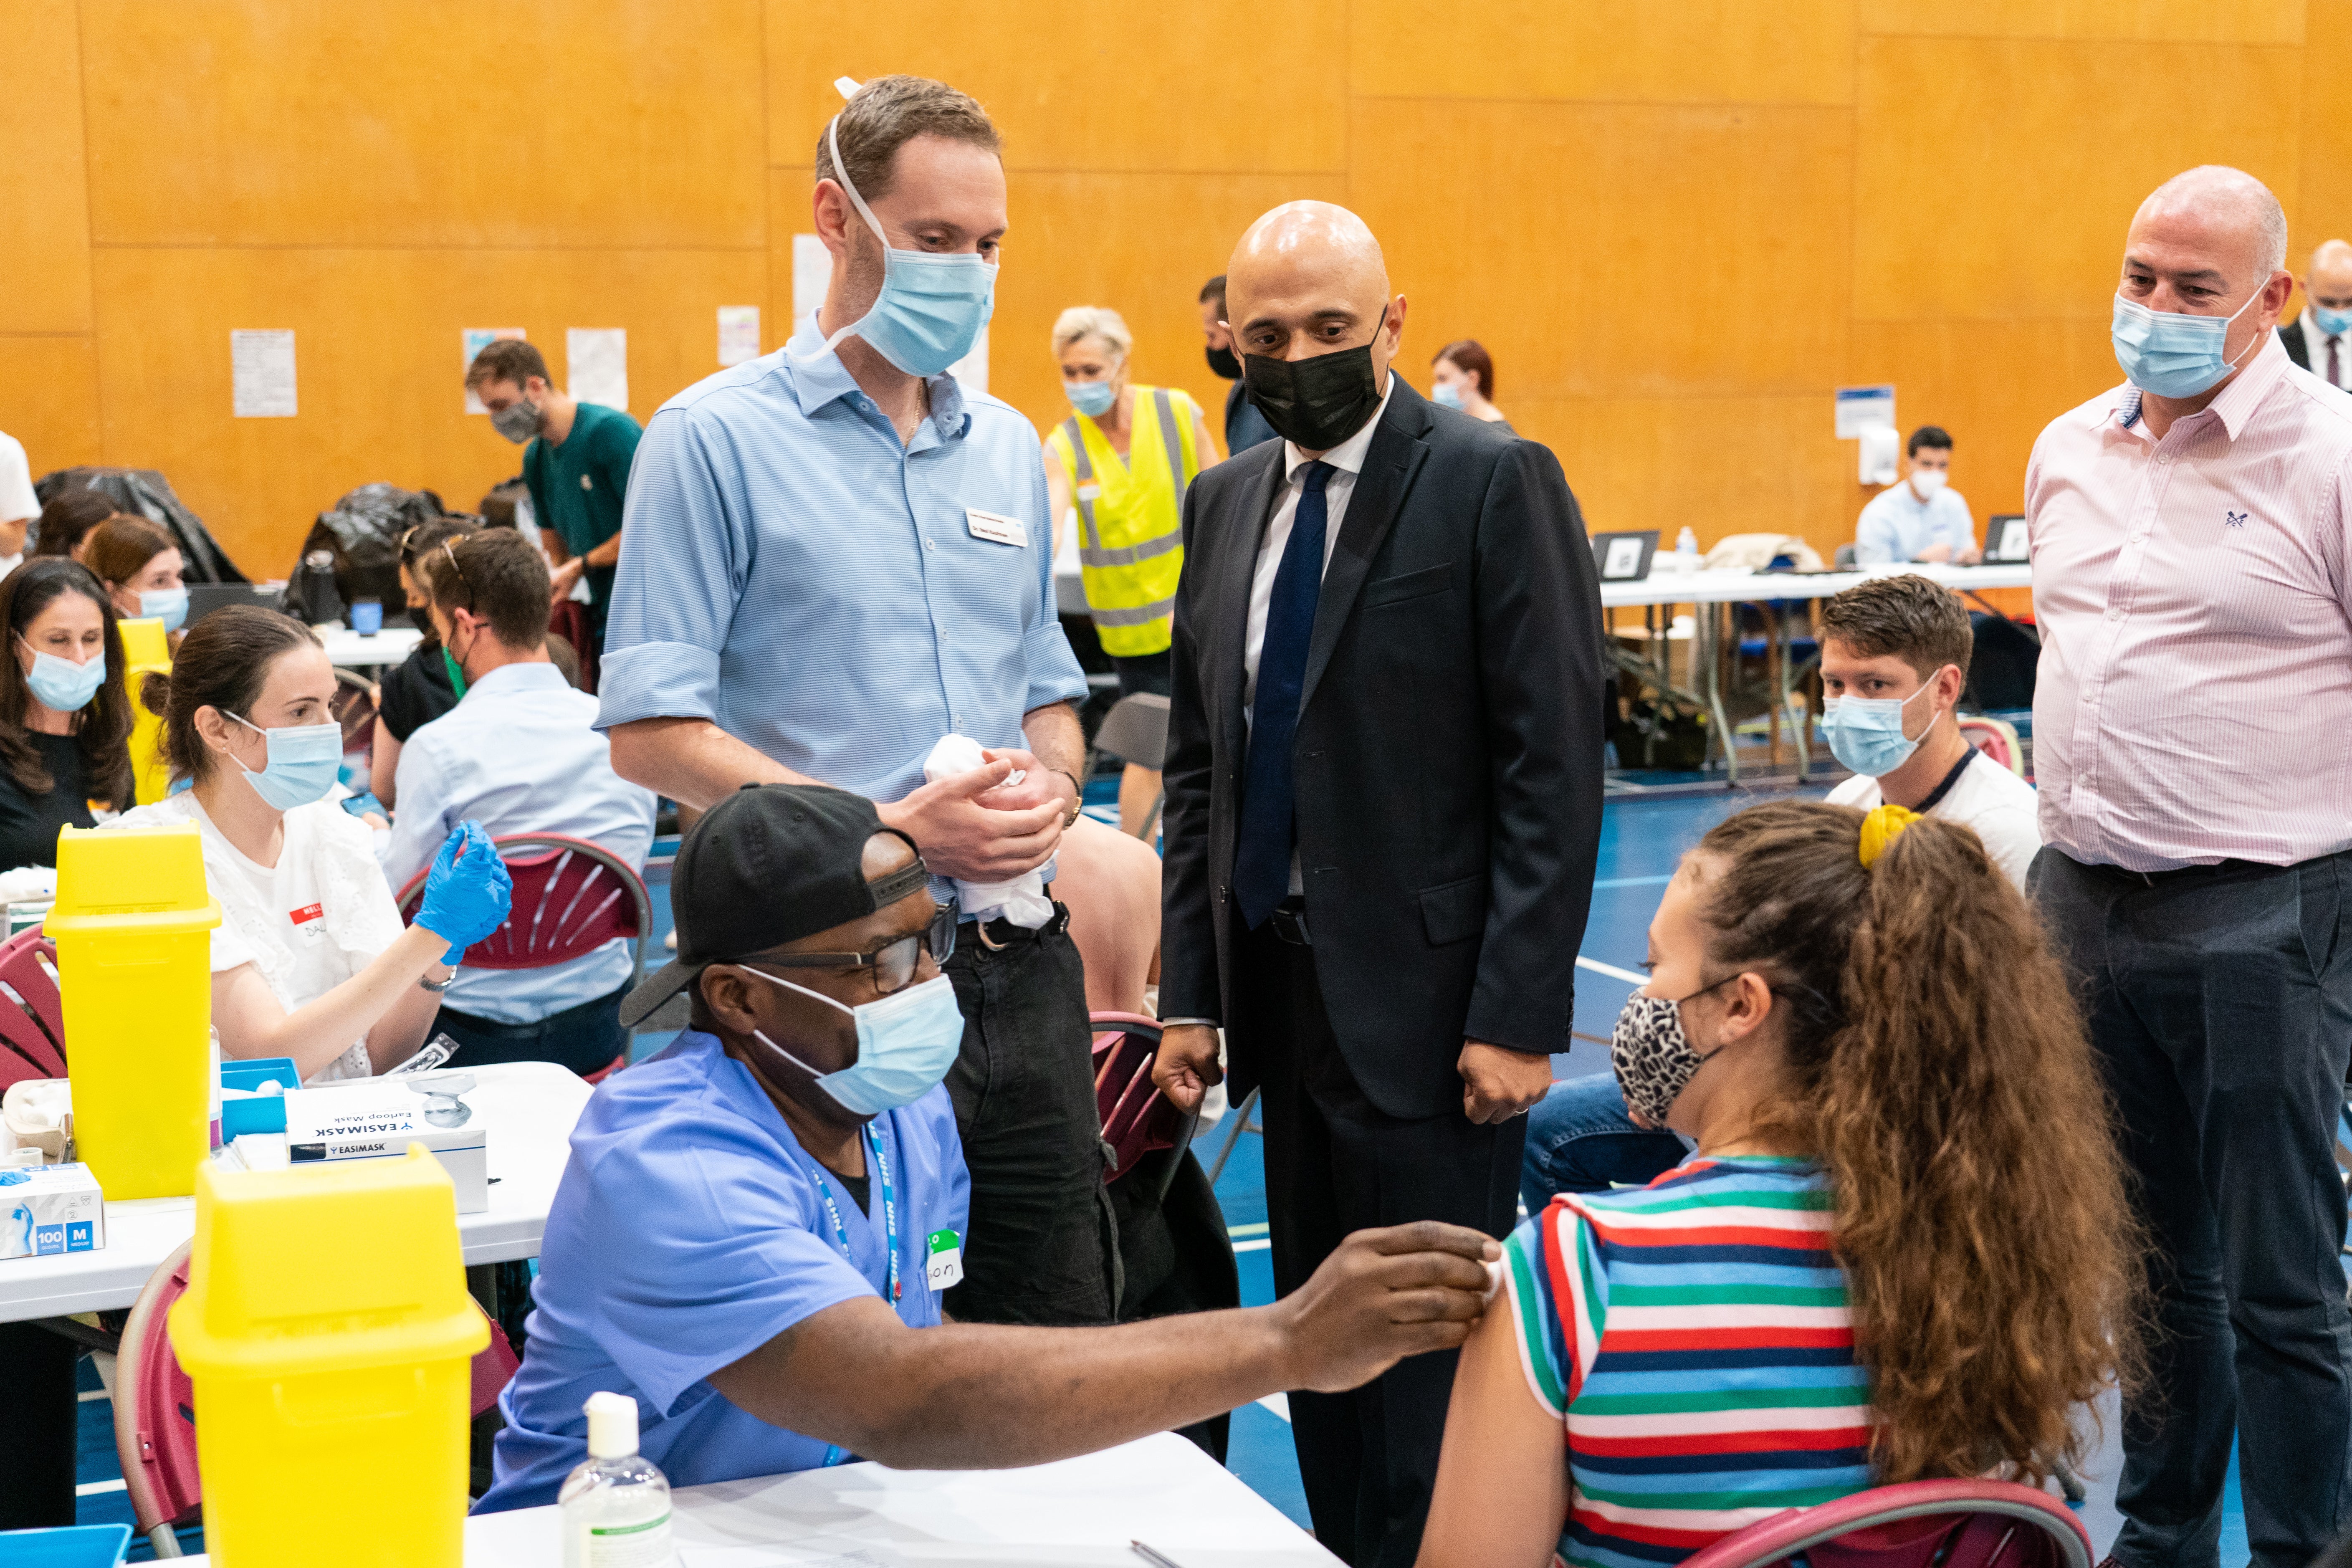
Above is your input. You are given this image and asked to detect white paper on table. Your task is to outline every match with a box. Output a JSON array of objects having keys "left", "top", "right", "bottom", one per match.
[
  {"left": 230, "top": 330, "right": 298, "bottom": 418},
  {"left": 718, "top": 306, "right": 761, "bottom": 367},
  {"left": 1833, "top": 383, "right": 1895, "bottom": 440},
  {"left": 567, "top": 327, "right": 628, "bottom": 410},
  {"left": 792, "top": 234, "right": 831, "bottom": 340},
  {"left": 462, "top": 327, "right": 526, "bottom": 413}
]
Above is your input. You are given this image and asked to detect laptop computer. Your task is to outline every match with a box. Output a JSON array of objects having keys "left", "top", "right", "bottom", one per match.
[
  {"left": 185, "top": 582, "right": 290, "bottom": 629},
  {"left": 1590, "top": 529, "right": 1660, "bottom": 583},
  {"left": 1985, "top": 514, "right": 2030, "bottom": 563}
]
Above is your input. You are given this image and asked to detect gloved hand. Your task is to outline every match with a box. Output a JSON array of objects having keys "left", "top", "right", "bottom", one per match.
[{"left": 414, "top": 820, "right": 512, "bottom": 965}]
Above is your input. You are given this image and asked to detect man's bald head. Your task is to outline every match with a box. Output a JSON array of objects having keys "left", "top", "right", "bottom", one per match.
[
  {"left": 2306, "top": 239, "right": 2352, "bottom": 314},
  {"left": 1222, "top": 202, "right": 1406, "bottom": 451},
  {"left": 2131, "top": 165, "right": 2288, "bottom": 280}
]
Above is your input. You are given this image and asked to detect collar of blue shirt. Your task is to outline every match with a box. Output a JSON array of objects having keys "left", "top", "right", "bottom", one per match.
[
  {"left": 784, "top": 317, "right": 971, "bottom": 441},
  {"left": 458, "top": 660, "right": 574, "bottom": 703}
]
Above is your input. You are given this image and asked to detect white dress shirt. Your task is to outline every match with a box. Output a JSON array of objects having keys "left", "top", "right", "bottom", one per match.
[
  {"left": 2299, "top": 306, "right": 2352, "bottom": 392},
  {"left": 383, "top": 661, "right": 658, "bottom": 1023},
  {"left": 1854, "top": 480, "right": 1975, "bottom": 564}
]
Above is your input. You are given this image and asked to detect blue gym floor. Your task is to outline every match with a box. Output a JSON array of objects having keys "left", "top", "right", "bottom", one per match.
[{"left": 67, "top": 790, "right": 2243, "bottom": 1560}]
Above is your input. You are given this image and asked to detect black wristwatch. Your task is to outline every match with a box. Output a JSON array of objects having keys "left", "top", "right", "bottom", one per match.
[{"left": 1052, "top": 769, "right": 1085, "bottom": 827}]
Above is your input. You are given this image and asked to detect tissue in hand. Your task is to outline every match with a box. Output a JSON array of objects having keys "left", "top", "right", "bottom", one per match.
[{"left": 922, "top": 734, "right": 1055, "bottom": 930}]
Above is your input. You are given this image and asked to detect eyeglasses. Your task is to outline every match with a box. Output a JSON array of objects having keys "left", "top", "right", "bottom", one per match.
[
  {"left": 746, "top": 904, "right": 958, "bottom": 998},
  {"left": 437, "top": 538, "right": 475, "bottom": 609}
]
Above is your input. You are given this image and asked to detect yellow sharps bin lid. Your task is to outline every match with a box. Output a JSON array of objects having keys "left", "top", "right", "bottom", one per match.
[
  {"left": 116, "top": 616, "right": 170, "bottom": 669},
  {"left": 172, "top": 1148, "right": 487, "bottom": 1379},
  {"left": 47, "top": 824, "right": 220, "bottom": 935}
]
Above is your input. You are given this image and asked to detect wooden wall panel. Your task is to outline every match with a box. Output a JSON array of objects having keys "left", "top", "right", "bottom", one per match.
[
  {"left": 1350, "top": 0, "right": 1854, "bottom": 105},
  {"left": 1351, "top": 101, "right": 1851, "bottom": 401},
  {"left": 2303, "top": 1, "right": 2352, "bottom": 258},
  {"left": 763, "top": 0, "right": 1347, "bottom": 173},
  {"left": 0, "top": 338, "right": 104, "bottom": 479},
  {"left": 78, "top": 0, "right": 765, "bottom": 248},
  {"left": 1860, "top": 0, "right": 2305, "bottom": 43},
  {"left": 1854, "top": 37, "right": 2303, "bottom": 322},
  {"left": 91, "top": 248, "right": 766, "bottom": 571},
  {"left": 0, "top": 0, "right": 94, "bottom": 334}
]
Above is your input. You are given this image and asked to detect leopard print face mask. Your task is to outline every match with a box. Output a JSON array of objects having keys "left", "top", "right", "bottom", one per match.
[{"left": 1609, "top": 985, "right": 1729, "bottom": 1127}]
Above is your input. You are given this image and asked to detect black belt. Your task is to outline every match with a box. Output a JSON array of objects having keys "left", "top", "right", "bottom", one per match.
[
  {"left": 2067, "top": 850, "right": 2318, "bottom": 888},
  {"left": 956, "top": 903, "right": 1070, "bottom": 951}
]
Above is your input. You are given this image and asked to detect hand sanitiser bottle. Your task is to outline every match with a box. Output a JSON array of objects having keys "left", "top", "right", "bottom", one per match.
[{"left": 561, "top": 1392, "right": 674, "bottom": 1567}]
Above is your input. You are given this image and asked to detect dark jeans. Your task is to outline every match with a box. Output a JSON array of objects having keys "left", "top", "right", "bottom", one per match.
[
  {"left": 1519, "top": 1070, "right": 1687, "bottom": 1214},
  {"left": 430, "top": 983, "right": 628, "bottom": 1078},
  {"left": 940, "top": 907, "right": 1117, "bottom": 1325},
  {"left": 2033, "top": 847, "right": 2352, "bottom": 1568},
  {"left": 0, "top": 1319, "right": 77, "bottom": 1527},
  {"left": 1234, "top": 922, "right": 1524, "bottom": 1568}
]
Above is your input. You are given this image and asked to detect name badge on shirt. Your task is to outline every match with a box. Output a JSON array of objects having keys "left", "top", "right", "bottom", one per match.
[
  {"left": 965, "top": 508, "right": 1027, "bottom": 547},
  {"left": 1075, "top": 483, "right": 1102, "bottom": 503},
  {"left": 926, "top": 1228, "right": 964, "bottom": 1291}
]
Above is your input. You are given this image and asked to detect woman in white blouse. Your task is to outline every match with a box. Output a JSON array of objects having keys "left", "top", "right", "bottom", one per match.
[{"left": 111, "top": 608, "right": 511, "bottom": 1082}]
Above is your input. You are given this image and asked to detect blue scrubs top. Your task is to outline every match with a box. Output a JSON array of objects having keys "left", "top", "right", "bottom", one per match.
[{"left": 475, "top": 1029, "right": 969, "bottom": 1512}]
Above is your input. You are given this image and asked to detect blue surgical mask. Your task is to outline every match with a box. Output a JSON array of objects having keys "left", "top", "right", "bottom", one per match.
[
  {"left": 17, "top": 638, "right": 106, "bottom": 715},
  {"left": 139, "top": 588, "right": 189, "bottom": 634},
  {"left": 2316, "top": 305, "right": 2352, "bottom": 339},
  {"left": 2112, "top": 289, "right": 2263, "bottom": 399},
  {"left": 1824, "top": 668, "right": 1949, "bottom": 779},
  {"left": 749, "top": 970, "right": 964, "bottom": 1115},
  {"left": 225, "top": 712, "right": 343, "bottom": 811},
  {"left": 797, "top": 116, "right": 996, "bottom": 378},
  {"left": 1065, "top": 379, "right": 1116, "bottom": 418},
  {"left": 1431, "top": 382, "right": 1465, "bottom": 411}
]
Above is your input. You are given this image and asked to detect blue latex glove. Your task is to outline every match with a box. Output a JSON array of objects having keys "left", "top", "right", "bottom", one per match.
[{"left": 414, "top": 820, "right": 513, "bottom": 965}]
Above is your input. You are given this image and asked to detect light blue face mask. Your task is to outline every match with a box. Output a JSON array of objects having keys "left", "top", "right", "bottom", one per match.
[
  {"left": 1431, "top": 382, "right": 1465, "bottom": 410},
  {"left": 139, "top": 588, "right": 188, "bottom": 634},
  {"left": 1065, "top": 379, "right": 1116, "bottom": 418},
  {"left": 18, "top": 638, "right": 106, "bottom": 715},
  {"left": 798, "top": 115, "right": 996, "bottom": 378},
  {"left": 2112, "top": 289, "right": 2263, "bottom": 399},
  {"left": 2316, "top": 305, "right": 2352, "bottom": 338},
  {"left": 749, "top": 969, "right": 964, "bottom": 1116},
  {"left": 225, "top": 712, "right": 344, "bottom": 811},
  {"left": 1823, "top": 668, "right": 1950, "bottom": 779}
]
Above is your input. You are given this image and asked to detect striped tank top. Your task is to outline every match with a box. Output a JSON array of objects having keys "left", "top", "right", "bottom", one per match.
[{"left": 1502, "top": 1156, "right": 1873, "bottom": 1566}]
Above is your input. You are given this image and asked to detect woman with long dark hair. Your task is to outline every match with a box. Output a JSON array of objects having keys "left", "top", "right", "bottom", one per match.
[{"left": 0, "top": 559, "right": 134, "bottom": 869}]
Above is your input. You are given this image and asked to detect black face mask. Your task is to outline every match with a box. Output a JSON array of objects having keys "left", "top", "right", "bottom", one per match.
[
  {"left": 1241, "top": 308, "right": 1388, "bottom": 452},
  {"left": 1205, "top": 343, "right": 1241, "bottom": 380}
]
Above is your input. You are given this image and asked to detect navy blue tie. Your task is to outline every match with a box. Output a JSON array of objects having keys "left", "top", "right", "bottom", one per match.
[{"left": 1236, "top": 462, "right": 1334, "bottom": 929}]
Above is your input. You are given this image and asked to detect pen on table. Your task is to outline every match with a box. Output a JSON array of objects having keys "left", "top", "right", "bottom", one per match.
[{"left": 1131, "top": 1540, "right": 1185, "bottom": 1568}]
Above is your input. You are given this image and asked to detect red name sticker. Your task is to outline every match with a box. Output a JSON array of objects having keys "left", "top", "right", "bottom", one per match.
[{"left": 290, "top": 903, "right": 325, "bottom": 926}]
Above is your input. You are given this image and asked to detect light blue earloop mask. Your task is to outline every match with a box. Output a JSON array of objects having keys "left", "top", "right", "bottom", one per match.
[
  {"left": 1823, "top": 667, "right": 1952, "bottom": 779},
  {"left": 18, "top": 639, "right": 106, "bottom": 715},
  {"left": 1065, "top": 378, "right": 1117, "bottom": 417},
  {"left": 225, "top": 712, "right": 344, "bottom": 810},
  {"left": 795, "top": 109, "right": 996, "bottom": 378},
  {"left": 2112, "top": 288, "right": 2264, "bottom": 399},
  {"left": 139, "top": 588, "right": 189, "bottom": 634},
  {"left": 746, "top": 969, "right": 965, "bottom": 1116}
]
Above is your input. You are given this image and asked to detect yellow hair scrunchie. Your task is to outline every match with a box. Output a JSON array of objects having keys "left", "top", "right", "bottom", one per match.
[{"left": 1858, "top": 803, "right": 1921, "bottom": 869}]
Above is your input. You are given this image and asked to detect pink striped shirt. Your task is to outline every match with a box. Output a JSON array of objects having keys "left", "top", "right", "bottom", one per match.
[{"left": 2026, "top": 335, "right": 2352, "bottom": 871}]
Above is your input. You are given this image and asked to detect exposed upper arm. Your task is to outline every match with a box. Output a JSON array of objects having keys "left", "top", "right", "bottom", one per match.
[{"left": 1417, "top": 1282, "right": 1573, "bottom": 1568}]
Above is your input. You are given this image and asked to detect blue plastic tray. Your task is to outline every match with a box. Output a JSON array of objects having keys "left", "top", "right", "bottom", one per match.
[{"left": 0, "top": 1524, "right": 132, "bottom": 1566}]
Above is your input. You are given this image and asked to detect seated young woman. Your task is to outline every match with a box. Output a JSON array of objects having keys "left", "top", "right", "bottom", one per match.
[
  {"left": 1418, "top": 799, "right": 2142, "bottom": 1567},
  {"left": 111, "top": 607, "right": 511, "bottom": 1082},
  {"left": 82, "top": 515, "right": 187, "bottom": 639},
  {"left": 28, "top": 488, "right": 120, "bottom": 565},
  {"left": 0, "top": 560, "right": 136, "bottom": 871}
]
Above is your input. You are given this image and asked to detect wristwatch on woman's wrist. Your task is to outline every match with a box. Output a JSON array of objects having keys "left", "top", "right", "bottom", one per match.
[{"left": 417, "top": 968, "right": 454, "bottom": 994}]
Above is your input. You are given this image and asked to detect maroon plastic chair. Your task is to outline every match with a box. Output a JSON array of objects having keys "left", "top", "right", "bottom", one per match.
[
  {"left": 395, "top": 833, "right": 651, "bottom": 1080},
  {"left": 0, "top": 927, "right": 66, "bottom": 1093},
  {"left": 1674, "top": 1478, "right": 2093, "bottom": 1568},
  {"left": 1091, "top": 1012, "right": 1184, "bottom": 1184}
]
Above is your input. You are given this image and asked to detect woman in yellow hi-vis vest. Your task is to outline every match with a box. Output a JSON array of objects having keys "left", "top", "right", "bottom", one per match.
[{"left": 1043, "top": 307, "right": 1221, "bottom": 837}]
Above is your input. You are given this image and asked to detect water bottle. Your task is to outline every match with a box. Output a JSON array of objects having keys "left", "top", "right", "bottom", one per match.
[
  {"left": 560, "top": 1392, "right": 673, "bottom": 1567},
  {"left": 1674, "top": 527, "right": 1700, "bottom": 572}
]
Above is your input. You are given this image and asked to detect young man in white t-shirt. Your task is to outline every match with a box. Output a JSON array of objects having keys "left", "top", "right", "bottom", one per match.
[{"left": 1817, "top": 573, "right": 2039, "bottom": 890}]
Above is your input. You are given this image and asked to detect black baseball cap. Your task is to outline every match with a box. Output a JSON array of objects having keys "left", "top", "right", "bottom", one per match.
[{"left": 618, "top": 783, "right": 930, "bottom": 1028}]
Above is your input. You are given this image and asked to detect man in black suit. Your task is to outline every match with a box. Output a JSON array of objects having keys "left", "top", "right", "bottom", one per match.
[
  {"left": 2277, "top": 237, "right": 2352, "bottom": 392},
  {"left": 1152, "top": 202, "right": 1604, "bottom": 1566}
]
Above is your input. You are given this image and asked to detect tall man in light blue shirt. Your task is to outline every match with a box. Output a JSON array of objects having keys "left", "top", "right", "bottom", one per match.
[
  {"left": 1853, "top": 425, "right": 1981, "bottom": 565},
  {"left": 597, "top": 75, "right": 1114, "bottom": 1325},
  {"left": 384, "top": 529, "right": 656, "bottom": 1076}
]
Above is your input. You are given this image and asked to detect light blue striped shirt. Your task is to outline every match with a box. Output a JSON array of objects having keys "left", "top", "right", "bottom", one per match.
[{"left": 597, "top": 322, "right": 1087, "bottom": 826}]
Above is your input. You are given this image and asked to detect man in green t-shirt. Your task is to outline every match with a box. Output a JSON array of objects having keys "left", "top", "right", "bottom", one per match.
[{"left": 466, "top": 338, "right": 642, "bottom": 646}]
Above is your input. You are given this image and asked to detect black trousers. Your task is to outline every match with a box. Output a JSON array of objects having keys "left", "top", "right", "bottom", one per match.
[
  {"left": 0, "top": 1319, "right": 78, "bottom": 1527},
  {"left": 2033, "top": 848, "right": 2352, "bottom": 1568},
  {"left": 939, "top": 908, "right": 1118, "bottom": 1325},
  {"left": 430, "top": 983, "right": 628, "bottom": 1078},
  {"left": 1232, "top": 921, "right": 1525, "bottom": 1568}
]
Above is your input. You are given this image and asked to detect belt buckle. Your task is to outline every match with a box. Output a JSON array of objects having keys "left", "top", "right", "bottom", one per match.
[{"left": 1270, "top": 904, "right": 1312, "bottom": 947}]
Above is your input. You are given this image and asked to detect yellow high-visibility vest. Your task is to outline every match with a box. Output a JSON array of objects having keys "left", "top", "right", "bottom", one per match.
[{"left": 1045, "top": 386, "right": 1201, "bottom": 658}]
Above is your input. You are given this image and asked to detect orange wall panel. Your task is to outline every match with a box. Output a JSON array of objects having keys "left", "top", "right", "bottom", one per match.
[
  {"left": 1860, "top": 0, "right": 2305, "bottom": 43},
  {"left": 0, "top": 337, "right": 104, "bottom": 481},
  {"left": 0, "top": 0, "right": 94, "bottom": 334},
  {"left": 2303, "top": 1, "right": 2352, "bottom": 253}
]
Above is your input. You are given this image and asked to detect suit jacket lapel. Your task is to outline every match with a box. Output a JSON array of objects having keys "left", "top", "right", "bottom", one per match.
[
  {"left": 1217, "top": 442, "right": 1287, "bottom": 759},
  {"left": 1297, "top": 390, "right": 1431, "bottom": 718}
]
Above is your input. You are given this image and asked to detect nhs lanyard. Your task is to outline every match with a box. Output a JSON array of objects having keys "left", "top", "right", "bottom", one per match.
[{"left": 805, "top": 1119, "right": 899, "bottom": 1306}]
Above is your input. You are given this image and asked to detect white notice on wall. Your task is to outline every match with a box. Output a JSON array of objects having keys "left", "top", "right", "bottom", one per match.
[
  {"left": 568, "top": 328, "right": 628, "bottom": 410},
  {"left": 718, "top": 306, "right": 761, "bottom": 367},
  {"left": 1833, "top": 384, "right": 1895, "bottom": 440},
  {"left": 793, "top": 234, "right": 831, "bottom": 340},
  {"left": 462, "top": 327, "right": 527, "bottom": 413},
  {"left": 230, "top": 330, "right": 298, "bottom": 418}
]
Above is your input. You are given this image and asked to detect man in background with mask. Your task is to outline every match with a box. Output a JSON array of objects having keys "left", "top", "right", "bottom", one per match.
[
  {"left": 1200, "top": 273, "right": 1279, "bottom": 455},
  {"left": 465, "top": 338, "right": 641, "bottom": 647},
  {"left": 2278, "top": 236, "right": 2352, "bottom": 392},
  {"left": 597, "top": 76, "right": 1113, "bottom": 1328},
  {"left": 1152, "top": 202, "right": 1603, "bottom": 1566},
  {"left": 481, "top": 782, "right": 1504, "bottom": 1510},
  {"left": 1852, "top": 425, "right": 1978, "bottom": 564},
  {"left": 2027, "top": 164, "right": 2352, "bottom": 1568}
]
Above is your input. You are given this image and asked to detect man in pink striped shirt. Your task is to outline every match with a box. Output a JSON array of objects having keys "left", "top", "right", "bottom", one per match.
[{"left": 2026, "top": 165, "right": 2352, "bottom": 1568}]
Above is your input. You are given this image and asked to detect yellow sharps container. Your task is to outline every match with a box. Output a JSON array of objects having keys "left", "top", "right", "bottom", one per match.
[
  {"left": 115, "top": 616, "right": 173, "bottom": 805},
  {"left": 52, "top": 822, "right": 220, "bottom": 1199},
  {"left": 172, "top": 1148, "right": 486, "bottom": 1568}
]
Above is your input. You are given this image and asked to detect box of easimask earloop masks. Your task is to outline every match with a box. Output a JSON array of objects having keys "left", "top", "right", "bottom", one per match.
[{"left": 219, "top": 1078, "right": 488, "bottom": 1214}]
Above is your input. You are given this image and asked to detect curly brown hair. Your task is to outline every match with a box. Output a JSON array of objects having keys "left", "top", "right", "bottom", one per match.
[{"left": 1689, "top": 798, "right": 2144, "bottom": 1485}]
